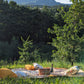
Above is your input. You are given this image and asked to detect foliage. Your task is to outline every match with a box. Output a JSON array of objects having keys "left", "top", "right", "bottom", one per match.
[
  {"left": 0, "top": 1, "right": 53, "bottom": 43},
  {"left": 18, "top": 36, "right": 33, "bottom": 63},
  {"left": 48, "top": 2, "right": 84, "bottom": 64},
  {"left": 0, "top": 37, "right": 19, "bottom": 62},
  {"left": 70, "top": 0, "right": 82, "bottom": 3},
  {"left": 0, "top": 0, "right": 70, "bottom": 43},
  {"left": 0, "top": 0, "right": 83, "bottom": 63},
  {"left": 18, "top": 36, "right": 42, "bottom": 63}
]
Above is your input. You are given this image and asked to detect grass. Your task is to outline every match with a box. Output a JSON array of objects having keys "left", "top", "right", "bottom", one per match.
[
  {"left": 0, "top": 77, "right": 84, "bottom": 84},
  {"left": 0, "top": 61, "right": 84, "bottom": 84},
  {"left": 1, "top": 60, "right": 83, "bottom": 70}
]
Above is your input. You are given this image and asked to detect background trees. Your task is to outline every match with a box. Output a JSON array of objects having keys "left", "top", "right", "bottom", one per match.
[
  {"left": 0, "top": 0, "right": 83, "bottom": 64},
  {"left": 0, "top": 0, "right": 64, "bottom": 62},
  {"left": 48, "top": 1, "right": 84, "bottom": 65},
  {"left": 0, "top": 1, "right": 69, "bottom": 43},
  {"left": 70, "top": 0, "right": 82, "bottom": 3}
]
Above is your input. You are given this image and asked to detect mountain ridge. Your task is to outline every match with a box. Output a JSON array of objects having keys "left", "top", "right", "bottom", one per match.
[{"left": 7, "top": 0, "right": 62, "bottom": 6}]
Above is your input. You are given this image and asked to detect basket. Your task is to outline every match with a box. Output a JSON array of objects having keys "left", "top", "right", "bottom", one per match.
[{"left": 39, "top": 68, "right": 50, "bottom": 75}]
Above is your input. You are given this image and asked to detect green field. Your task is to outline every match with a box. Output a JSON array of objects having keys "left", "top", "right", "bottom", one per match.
[
  {"left": 0, "top": 61, "right": 84, "bottom": 84},
  {"left": 0, "top": 77, "right": 84, "bottom": 84}
]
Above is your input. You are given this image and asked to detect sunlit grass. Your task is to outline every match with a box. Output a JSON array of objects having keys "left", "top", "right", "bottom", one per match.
[
  {"left": 0, "top": 77, "right": 84, "bottom": 84},
  {"left": 0, "top": 60, "right": 84, "bottom": 70},
  {"left": 0, "top": 61, "right": 84, "bottom": 84}
]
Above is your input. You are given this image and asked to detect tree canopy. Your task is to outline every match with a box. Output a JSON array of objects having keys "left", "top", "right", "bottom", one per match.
[{"left": 48, "top": 1, "right": 84, "bottom": 65}]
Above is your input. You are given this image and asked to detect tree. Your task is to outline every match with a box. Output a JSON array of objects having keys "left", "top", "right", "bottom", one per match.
[
  {"left": 0, "top": 0, "right": 4, "bottom": 4},
  {"left": 70, "top": 0, "right": 82, "bottom": 3},
  {"left": 0, "top": 37, "right": 19, "bottom": 62},
  {"left": 18, "top": 36, "right": 33, "bottom": 63},
  {"left": 48, "top": 2, "right": 84, "bottom": 65},
  {"left": 9, "top": 1, "right": 17, "bottom": 8},
  {"left": 18, "top": 36, "right": 42, "bottom": 63}
]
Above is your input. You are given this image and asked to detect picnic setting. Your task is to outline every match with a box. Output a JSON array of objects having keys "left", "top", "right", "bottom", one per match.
[
  {"left": 0, "top": 0, "right": 84, "bottom": 83},
  {"left": 0, "top": 63, "right": 84, "bottom": 79}
]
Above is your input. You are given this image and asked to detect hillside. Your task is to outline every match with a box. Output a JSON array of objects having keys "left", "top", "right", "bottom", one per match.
[{"left": 7, "top": 0, "right": 62, "bottom": 6}]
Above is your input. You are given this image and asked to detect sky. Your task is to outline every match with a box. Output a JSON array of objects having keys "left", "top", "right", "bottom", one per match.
[{"left": 55, "top": 0, "right": 72, "bottom": 4}]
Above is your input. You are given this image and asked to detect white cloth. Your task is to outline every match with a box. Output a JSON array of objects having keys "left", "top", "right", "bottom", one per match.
[
  {"left": 12, "top": 70, "right": 27, "bottom": 77},
  {"left": 33, "top": 63, "right": 43, "bottom": 69},
  {"left": 64, "top": 66, "right": 80, "bottom": 75}
]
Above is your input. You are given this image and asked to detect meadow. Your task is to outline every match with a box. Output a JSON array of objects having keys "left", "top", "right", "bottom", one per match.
[{"left": 0, "top": 61, "right": 84, "bottom": 84}]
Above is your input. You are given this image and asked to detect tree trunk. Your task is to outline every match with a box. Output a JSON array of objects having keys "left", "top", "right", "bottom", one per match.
[{"left": 71, "top": 61, "right": 73, "bottom": 66}]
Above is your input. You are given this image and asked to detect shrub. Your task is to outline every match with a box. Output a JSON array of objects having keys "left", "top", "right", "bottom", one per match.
[{"left": 0, "top": 37, "right": 19, "bottom": 63}]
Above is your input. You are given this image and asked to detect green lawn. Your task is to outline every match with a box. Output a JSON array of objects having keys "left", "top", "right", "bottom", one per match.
[
  {"left": 0, "top": 61, "right": 84, "bottom": 84},
  {"left": 0, "top": 77, "right": 84, "bottom": 84}
]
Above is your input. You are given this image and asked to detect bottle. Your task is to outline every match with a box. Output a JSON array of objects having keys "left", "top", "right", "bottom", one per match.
[{"left": 50, "top": 64, "right": 53, "bottom": 72}]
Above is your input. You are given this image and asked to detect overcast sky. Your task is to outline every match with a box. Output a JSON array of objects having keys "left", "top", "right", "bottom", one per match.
[{"left": 55, "top": 0, "right": 72, "bottom": 4}]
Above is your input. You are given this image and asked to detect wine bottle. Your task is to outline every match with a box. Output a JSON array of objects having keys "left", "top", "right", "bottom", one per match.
[{"left": 50, "top": 64, "right": 53, "bottom": 72}]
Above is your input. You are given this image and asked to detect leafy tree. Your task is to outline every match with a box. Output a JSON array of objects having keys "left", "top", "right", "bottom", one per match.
[
  {"left": 48, "top": 2, "right": 84, "bottom": 65},
  {"left": 0, "top": 0, "right": 70, "bottom": 43},
  {"left": 18, "top": 36, "right": 33, "bottom": 63},
  {"left": 9, "top": 1, "right": 17, "bottom": 8},
  {"left": 18, "top": 36, "right": 42, "bottom": 63},
  {"left": 54, "top": 7, "right": 65, "bottom": 26},
  {"left": 0, "top": 37, "right": 19, "bottom": 62},
  {"left": 70, "top": 0, "right": 82, "bottom": 3},
  {"left": 0, "top": 0, "right": 3, "bottom": 4}
]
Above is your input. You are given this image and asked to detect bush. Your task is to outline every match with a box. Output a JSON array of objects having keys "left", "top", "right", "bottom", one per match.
[
  {"left": 18, "top": 36, "right": 41, "bottom": 63},
  {"left": 0, "top": 37, "right": 19, "bottom": 63}
]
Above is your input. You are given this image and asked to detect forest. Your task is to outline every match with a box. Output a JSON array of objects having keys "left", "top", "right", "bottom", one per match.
[
  {"left": 0, "top": 0, "right": 84, "bottom": 84},
  {"left": 0, "top": 0, "right": 84, "bottom": 66}
]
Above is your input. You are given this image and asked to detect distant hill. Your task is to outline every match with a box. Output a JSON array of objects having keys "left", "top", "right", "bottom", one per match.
[{"left": 7, "top": 0, "right": 62, "bottom": 6}]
